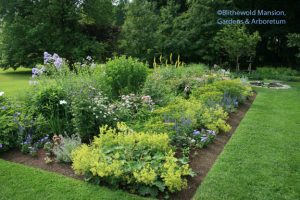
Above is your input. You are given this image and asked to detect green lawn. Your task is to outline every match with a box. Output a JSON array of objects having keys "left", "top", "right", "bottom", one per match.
[
  {"left": 193, "top": 83, "right": 300, "bottom": 200},
  {"left": 0, "top": 68, "right": 32, "bottom": 98},
  {"left": 0, "top": 159, "right": 145, "bottom": 200}
]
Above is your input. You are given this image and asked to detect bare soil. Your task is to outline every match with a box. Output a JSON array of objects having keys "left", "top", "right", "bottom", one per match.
[{"left": 0, "top": 94, "right": 256, "bottom": 200}]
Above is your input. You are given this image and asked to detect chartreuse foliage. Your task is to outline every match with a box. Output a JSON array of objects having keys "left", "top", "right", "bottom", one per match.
[
  {"left": 143, "top": 97, "right": 230, "bottom": 147},
  {"left": 194, "top": 83, "right": 300, "bottom": 200},
  {"left": 0, "top": 159, "right": 144, "bottom": 200},
  {"left": 72, "top": 122, "right": 194, "bottom": 197}
]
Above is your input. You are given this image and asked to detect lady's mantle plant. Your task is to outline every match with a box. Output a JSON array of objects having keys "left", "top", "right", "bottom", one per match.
[{"left": 71, "top": 122, "right": 194, "bottom": 197}]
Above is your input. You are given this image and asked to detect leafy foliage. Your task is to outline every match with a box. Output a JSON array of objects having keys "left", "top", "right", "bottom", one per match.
[
  {"left": 248, "top": 67, "right": 299, "bottom": 81},
  {"left": 0, "top": 0, "right": 113, "bottom": 68},
  {"left": 72, "top": 123, "right": 194, "bottom": 197},
  {"left": 214, "top": 25, "right": 261, "bottom": 71},
  {"left": 0, "top": 93, "right": 18, "bottom": 151},
  {"left": 53, "top": 134, "right": 82, "bottom": 163},
  {"left": 105, "top": 56, "right": 149, "bottom": 97}
]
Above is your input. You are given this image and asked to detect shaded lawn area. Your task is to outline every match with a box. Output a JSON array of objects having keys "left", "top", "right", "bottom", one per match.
[
  {"left": 193, "top": 83, "right": 300, "bottom": 200},
  {"left": 0, "top": 68, "right": 31, "bottom": 98},
  {"left": 0, "top": 159, "right": 146, "bottom": 200}
]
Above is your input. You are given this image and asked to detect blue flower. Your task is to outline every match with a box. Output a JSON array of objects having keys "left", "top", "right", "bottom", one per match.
[
  {"left": 44, "top": 52, "right": 52, "bottom": 64},
  {"left": 193, "top": 130, "right": 200, "bottom": 135},
  {"left": 32, "top": 68, "right": 39, "bottom": 75},
  {"left": 234, "top": 99, "right": 239, "bottom": 107},
  {"left": 54, "top": 57, "right": 63, "bottom": 69},
  {"left": 207, "top": 130, "right": 216, "bottom": 136},
  {"left": 201, "top": 136, "right": 208, "bottom": 142}
]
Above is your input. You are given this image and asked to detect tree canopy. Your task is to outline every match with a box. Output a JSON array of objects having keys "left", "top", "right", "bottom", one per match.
[{"left": 0, "top": 0, "right": 299, "bottom": 70}]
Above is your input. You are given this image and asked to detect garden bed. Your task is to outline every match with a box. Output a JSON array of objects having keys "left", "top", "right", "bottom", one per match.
[{"left": 0, "top": 94, "right": 256, "bottom": 200}]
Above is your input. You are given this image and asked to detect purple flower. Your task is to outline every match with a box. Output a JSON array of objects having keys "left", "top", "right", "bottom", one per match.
[
  {"left": 32, "top": 68, "right": 39, "bottom": 75},
  {"left": 52, "top": 53, "right": 59, "bottom": 60},
  {"left": 44, "top": 52, "right": 52, "bottom": 64},
  {"left": 207, "top": 130, "right": 216, "bottom": 136},
  {"left": 234, "top": 99, "right": 239, "bottom": 107},
  {"left": 54, "top": 57, "right": 63, "bottom": 69},
  {"left": 0, "top": 144, "right": 3, "bottom": 149},
  {"left": 201, "top": 136, "right": 208, "bottom": 142},
  {"left": 193, "top": 130, "right": 200, "bottom": 135}
]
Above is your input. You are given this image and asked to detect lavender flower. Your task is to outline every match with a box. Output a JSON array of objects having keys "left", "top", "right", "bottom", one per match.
[
  {"left": 54, "top": 57, "right": 63, "bottom": 69},
  {"left": 207, "top": 130, "right": 216, "bottom": 136},
  {"left": 201, "top": 136, "right": 208, "bottom": 142},
  {"left": 193, "top": 130, "right": 200, "bottom": 135},
  {"left": 44, "top": 52, "right": 52, "bottom": 64},
  {"left": 234, "top": 99, "right": 239, "bottom": 107},
  {"left": 0, "top": 144, "right": 3, "bottom": 149},
  {"left": 32, "top": 68, "right": 39, "bottom": 75}
]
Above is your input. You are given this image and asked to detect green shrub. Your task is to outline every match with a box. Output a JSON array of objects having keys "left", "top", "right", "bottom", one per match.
[
  {"left": 249, "top": 67, "right": 299, "bottom": 81},
  {"left": 105, "top": 56, "right": 149, "bottom": 97},
  {"left": 0, "top": 93, "right": 18, "bottom": 152},
  {"left": 142, "top": 64, "right": 207, "bottom": 105},
  {"left": 71, "top": 123, "right": 194, "bottom": 197},
  {"left": 142, "top": 70, "right": 174, "bottom": 105},
  {"left": 70, "top": 88, "right": 116, "bottom": 141},
  {"left": 53, "top": 134, "right": 82, "bottom": 163},
  {"left": 33, "top": 85, "right": 72, "bottom": 135}
]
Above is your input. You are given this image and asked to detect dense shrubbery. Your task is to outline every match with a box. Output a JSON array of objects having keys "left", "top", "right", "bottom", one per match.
[
  {"left": 105, "top": 56, "right": 149, "bottom": 97},
  {"left": 72, "top": 123, "right": 194, "bottom": 197},
  {"left": 0, "top": 92, "right": 18, "bottom": 151},
  {"left": 248, "top": 67, "right": 299, "bottom": 81},
  {"left": 142, "top": 64, "right": 208, "bottom": 105}
]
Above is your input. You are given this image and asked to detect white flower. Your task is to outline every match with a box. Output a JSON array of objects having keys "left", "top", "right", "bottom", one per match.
[
  {"left": 191, "top": 139, "right": 196, "bottom": 143},
  {"left": 29, "top": 80, "right": 38, "bottom": 85},
  {"left": 0, "top": 91, "right": 4, "bottom": 96},
  {"left": 59, "top": 100, "right": 67, "bottom": 105}
]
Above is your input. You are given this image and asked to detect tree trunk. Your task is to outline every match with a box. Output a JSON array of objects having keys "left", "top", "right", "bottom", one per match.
[
  {"left": 248, "top": 56, "right": 252, "bottom": 73},
  {"left": 236, "top": 56, "right": 240, "bottom": 72}
]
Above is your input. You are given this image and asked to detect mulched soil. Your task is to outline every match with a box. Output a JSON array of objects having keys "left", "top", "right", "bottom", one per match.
[
  {"left": 0, "top": 94, "right": 256, "bottom": 200},
  {"left": 1, "top": 148, "right": 83, "bottom": 180}
]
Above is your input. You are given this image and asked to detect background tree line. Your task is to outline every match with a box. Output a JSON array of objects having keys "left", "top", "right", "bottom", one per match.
[{"left": 0, "top": 0, "right": 299, "bottom": 70}]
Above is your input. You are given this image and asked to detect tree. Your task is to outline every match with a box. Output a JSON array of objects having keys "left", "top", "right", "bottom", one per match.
[
  {"left": 0, "top": 0, "right": 114, "bottom": 69},
  {"left": 214, "top": 25, "right": 260, "bottom": 72},
  {"left": 119, "top": 0, "right": 160, "bottom": 62},
  {"left": 287, "top": 33, "right": 300, "bottom": 59}
]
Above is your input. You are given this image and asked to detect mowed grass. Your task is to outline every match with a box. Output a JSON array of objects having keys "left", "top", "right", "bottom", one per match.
[
  {"left": 193, "top": 83, "right": 300, "bottom": 200},
  {"left": 0, "top": 68, "right": 32, "bottom": 98},
  {"left": 0, "top": 159, "right": 146, "bottom": 200}
]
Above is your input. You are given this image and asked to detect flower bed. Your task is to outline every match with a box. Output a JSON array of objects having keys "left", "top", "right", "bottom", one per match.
[{"left": 0, "top": 53, "right": 254, "bottom": 198}]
